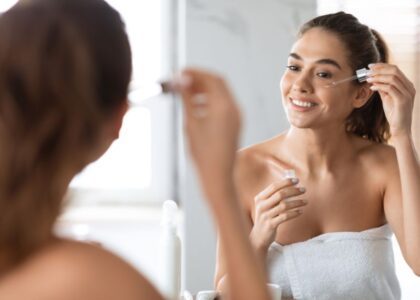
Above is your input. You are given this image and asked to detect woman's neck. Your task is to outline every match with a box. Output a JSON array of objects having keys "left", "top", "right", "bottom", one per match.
[
  {"left": 282, "top": 126, "right": 355, "bottom": 177},
  {"left": 0, "top": 235, "right": 60, "bottom": 278}
]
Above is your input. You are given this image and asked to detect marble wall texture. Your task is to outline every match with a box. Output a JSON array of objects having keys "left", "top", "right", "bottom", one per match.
[
  {"left": 179, "top": 0, "right": 317, "bottom": 293},
  {"left": 182, "top": 0, "right": 316, "bottom": 146}
]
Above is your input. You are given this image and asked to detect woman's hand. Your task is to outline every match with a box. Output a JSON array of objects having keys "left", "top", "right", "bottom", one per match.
[
  {"left": 250, "top": 179, "right": 307, "bottom": 252},
  {"left": 367, "top": 63, "right": 416, "bottom": 137},
  {"left": 177, "top": 69, "right": 272, "bottom": 300},
  {"left": 176, "top": 68, "right": 241, "bottom": 195}
]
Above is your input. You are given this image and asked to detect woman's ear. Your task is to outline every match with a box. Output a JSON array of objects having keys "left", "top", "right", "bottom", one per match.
[
  {"left": 352, "top": 84, "right": 373, "bottom": 108},
  {"left": 87, "top": 100, "right": 128, "bottom": 164},
  {"left": 109, "top": 100, "right": 128, "bottom": 139}
]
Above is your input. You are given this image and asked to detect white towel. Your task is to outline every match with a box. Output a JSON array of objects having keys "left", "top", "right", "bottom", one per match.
[{"left": 267, "top": 224, "right": 401, "bottom": 300}]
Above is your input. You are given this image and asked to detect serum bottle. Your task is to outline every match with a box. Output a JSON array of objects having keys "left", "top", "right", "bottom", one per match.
[{"left": 159, "top": 200, "right": 181, "bottom": 300}]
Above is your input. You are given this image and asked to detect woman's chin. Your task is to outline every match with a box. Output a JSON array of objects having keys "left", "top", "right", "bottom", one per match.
[{"left": 287, "top": 117, "right": 314, "bottom": 129}]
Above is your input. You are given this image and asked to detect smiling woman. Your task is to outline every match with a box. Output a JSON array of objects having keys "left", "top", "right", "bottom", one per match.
[
  {"left": 215, "top": 11, "right": 420, "bottom": 300},
  {"left": 316, "top": 3, "right": 420, "bottom": 299},
  {"left": 317, "top": 0, "right": 420, "bottom": 157},
  {"left": 283, "top": 16, "right": 389, "bottom": 143}
]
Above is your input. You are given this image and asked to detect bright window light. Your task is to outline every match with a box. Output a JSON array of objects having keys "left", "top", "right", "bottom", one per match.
[
  {"left": 70, "top": 108, "right": 152, "bottom": 190},
  {"left": 0, "top": 0, "right": 17, "bottom": 12},
  {"left": 70, "top": 0, "right": 162, "bottom": 191},
  {"left": 1, "top": 1, "right": 175, "bottom": 202}
]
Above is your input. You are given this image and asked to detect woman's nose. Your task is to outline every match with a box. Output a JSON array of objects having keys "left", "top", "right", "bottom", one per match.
[{"left": 292, "top": 74, "right": 313, "bottom": 94}]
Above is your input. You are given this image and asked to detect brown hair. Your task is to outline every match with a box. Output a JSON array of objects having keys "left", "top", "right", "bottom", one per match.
[
  {"left": 0, "top": 0, "right": 131, "bottom": 263},
  {"left": 299, "top": 12, "right": 390, "bottom": 143}
]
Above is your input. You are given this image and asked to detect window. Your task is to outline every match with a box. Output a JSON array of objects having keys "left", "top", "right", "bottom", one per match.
[
  {"left": 1, "top": 0, "right": 177, "bottom": 204},
  {"left": 70, "top": 0, "right": 177, "bottom": 204},
  {"left": 0, "top": 0, "right": 15, "bottom": 12}
]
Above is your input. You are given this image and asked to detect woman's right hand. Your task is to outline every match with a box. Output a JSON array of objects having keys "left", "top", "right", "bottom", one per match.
[
  {"left": 250, "top": 179, "right": 307, "bottom": 252},
  {"left": 177, "top": 69, "right": 272, "bottom": 300},
  {"left": 175, "top": 68, "right": 240, "bottom": 197}
]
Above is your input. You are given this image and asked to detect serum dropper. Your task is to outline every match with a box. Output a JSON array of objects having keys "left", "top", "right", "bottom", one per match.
[{"left": 325, "top": 67, "right": 370, "bottom": 88}]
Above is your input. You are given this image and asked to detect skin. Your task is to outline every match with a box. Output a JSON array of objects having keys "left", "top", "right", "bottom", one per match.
[
  {"left": 0, "top": 69, "right": 271, "bottom": 300},
  {"left": 215, "top": 27, "right": 420, "bottom": 289}
]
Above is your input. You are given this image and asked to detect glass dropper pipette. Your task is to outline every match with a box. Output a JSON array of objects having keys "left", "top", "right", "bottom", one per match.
[{"left": 325, "top": 67, "right": 370, "bottom": 88}]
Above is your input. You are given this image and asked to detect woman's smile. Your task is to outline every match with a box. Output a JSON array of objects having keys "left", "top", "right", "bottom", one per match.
[{"left": 288, "top": 96, "right": 319, "bottom": 112}]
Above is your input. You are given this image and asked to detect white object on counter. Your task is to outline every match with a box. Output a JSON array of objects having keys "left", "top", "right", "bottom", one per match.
[
  {"left": 196, "top": 290, "right": 219, "bottom": 300},
  {"left": 158, "top": 200, "right": 181, "bottom": 300},
  {"left": 180, "top": 290, "right": 193, "bottom": 300},
  {"left": 267, "top": 283, "right": 282, "bottom": 300}
]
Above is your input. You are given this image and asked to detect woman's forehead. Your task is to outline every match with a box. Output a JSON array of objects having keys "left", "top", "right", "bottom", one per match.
[{"left": 290, "top": 28, "right": 350, "bottom": 68}]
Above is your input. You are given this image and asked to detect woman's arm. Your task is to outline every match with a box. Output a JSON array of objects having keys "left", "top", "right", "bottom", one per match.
[
  {"left": 392, "top": 134, "right": 420, "bottom": 274},
  {"left": 177, "top": 68, "right": 271, "bottom": 300},
  {"left": 368, "top": 63, "right": 420, "bottom": 275},
  {"left": 383, "top": 134, "right": 420, "bottom": 275}
]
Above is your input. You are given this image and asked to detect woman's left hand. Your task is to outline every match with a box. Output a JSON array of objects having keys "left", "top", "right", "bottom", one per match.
[{"left": 367, "top": 63, "right": 416, "bottom": 137}]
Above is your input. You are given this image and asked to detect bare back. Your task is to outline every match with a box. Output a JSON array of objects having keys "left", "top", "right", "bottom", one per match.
[{"left": 0, "top": 239, "right": 163, "bottom": 300}]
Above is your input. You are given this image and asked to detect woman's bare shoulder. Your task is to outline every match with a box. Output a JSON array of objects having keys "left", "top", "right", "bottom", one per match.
[
  {"left": 352, "top": 136, "right": 399, "bottom": 185},
  {"left": 234, "top": 134, "right": 288, "bottom": 206},
  {"left": 0, "top": 239, "right": 163, "bottom": 300},
  {"left": 353, "top": 136, "right": 397, "bottom": 165},
  {"left": 236, "top": 134, "right": 287, "bottom": 173}
]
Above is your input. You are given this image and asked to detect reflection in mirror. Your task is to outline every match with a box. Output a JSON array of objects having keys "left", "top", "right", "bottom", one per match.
[{"left": 318, "top": 2, "right": 420, "bottom": 299}]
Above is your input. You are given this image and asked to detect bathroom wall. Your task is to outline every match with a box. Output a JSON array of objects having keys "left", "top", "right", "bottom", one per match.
[{"left": 180, "top": 0, "right": 317, "bottom": 293}]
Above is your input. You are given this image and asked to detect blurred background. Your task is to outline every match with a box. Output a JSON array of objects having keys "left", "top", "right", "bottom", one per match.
[{"left": 1, "top": 0, "right": 419, "bottom": 298}]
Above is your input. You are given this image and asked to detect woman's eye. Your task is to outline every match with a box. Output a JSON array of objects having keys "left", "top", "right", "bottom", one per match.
[
  {"left": 286, "top": 65, "right": 300, "bottom": 72},
  {"left": 317, "top": 72, "right": 332, "bottom": 79}
]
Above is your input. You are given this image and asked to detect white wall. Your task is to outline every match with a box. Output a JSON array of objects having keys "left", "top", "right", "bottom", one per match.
[{"left": 180, "top": 0, "right": 317, "bottom": 293}]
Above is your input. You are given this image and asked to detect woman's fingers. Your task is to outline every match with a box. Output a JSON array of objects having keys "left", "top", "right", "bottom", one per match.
[
  {"left": 256, "top": 186, "right": 305, "bottom": 211},
  {"left": 251, "top": 180, "right": 307, "bottom": 249},
  {"left": 367, "top": 75, "right": 414, "bottom": 101},
  {"left": 174, "top": 68, "right": 242, "bottom": 186},
  {"left": 367, "top": 74, "right": 408, "bottom": 94},
  {"left": 254, "top": 178, "right": 299, "bottom": 202},
  {"left": 368, "top": 63, "right": 416, "bottom": 95},
  {"left": 369, "top": 82, "right": 405, "bottom": 100},
  {"left": 268, "top": 199, "right": 307, "bottom": 218},
  {"left": 271, "top": 209, "right": 303, "bottom": 226},
  {"left": 175, "top": 68, "right": 240, "bottom": 128}
]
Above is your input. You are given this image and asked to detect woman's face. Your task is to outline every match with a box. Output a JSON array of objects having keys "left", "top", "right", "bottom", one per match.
[{"left": 280, "top": 27, "right": 361, "bottom": 129}]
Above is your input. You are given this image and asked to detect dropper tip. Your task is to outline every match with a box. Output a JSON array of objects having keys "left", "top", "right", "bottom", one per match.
[{"left": 324, "top": 82, "right": 336, "bottom": 88}]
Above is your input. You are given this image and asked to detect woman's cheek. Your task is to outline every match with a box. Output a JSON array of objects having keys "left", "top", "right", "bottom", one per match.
[{"left": 280, "top": 73, "right": 292, "bottom": 96}]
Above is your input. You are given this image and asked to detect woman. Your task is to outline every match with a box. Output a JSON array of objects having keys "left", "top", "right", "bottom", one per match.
[
  {"left": 215, "top": 12, "right": 419, "bottom": 299},
  {"left": 0, "top": 0, "right": 270, "bottom": 299}
]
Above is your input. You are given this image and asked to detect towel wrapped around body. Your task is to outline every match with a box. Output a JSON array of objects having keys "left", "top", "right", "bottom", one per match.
[{"left": 267, "top": 224, "right": 401, "bottom": 300}]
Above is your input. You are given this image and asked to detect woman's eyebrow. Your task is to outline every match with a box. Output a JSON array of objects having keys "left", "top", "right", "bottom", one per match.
[{"left": 289, "top": 53, "right": 342, "bottom": 70}]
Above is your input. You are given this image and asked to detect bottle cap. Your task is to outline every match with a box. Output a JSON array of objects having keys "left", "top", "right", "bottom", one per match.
[
  {"left": 356, "top": 68, "right": 369, "bottom": 83},
  {"left": 283, "top": 169, "right": 296, "bottom": 179},
  {"left": 161, "top": 200, "right": 178, "bottom": 227}
]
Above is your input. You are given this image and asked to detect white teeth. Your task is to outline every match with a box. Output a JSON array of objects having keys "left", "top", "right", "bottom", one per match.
[{"left": 291, "top": 99, "right": 316, "bottom": 108}]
